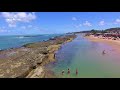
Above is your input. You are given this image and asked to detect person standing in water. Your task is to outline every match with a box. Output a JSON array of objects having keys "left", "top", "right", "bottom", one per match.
[
  {"left": 62, "top": 70, "right": 64, "bottom": 75},
  {"left": 67, "top": 68, "right": 70, "bottom": 74},
  {"left": 76, "top": 68, "right": 78, "bottom": 75},
  {"left": 102, "top": 50, "right": 106, "bottom": 55}
]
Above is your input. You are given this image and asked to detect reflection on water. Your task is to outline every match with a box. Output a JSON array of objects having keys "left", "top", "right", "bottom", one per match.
[{"left": 46, "top": 34, "right": 120, "bottom": 78}]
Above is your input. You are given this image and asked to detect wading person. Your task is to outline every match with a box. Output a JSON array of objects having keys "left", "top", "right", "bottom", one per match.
[
  {"left": 62, "top": 70, "right": 64, "bottom": 75},
  {"left": 102, "top": 50, "right": 106, "bottom": 55},
  {"left": 76, "top": 68, "right": 78, "bottom": 75},
  {"left": 67, "top": 68, "right": 70, "bottom": 74}
]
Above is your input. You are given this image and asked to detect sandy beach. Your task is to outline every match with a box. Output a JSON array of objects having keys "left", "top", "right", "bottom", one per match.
[{"left": 85, "top": 35, "right": 120, "bottom": 53}]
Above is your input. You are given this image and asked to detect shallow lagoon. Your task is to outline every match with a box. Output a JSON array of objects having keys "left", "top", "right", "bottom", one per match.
[{"left": 47, "top": 34, "right": 120, "bottom": 78}]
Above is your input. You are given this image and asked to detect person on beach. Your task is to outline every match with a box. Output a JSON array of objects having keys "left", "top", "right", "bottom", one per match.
[
  {"left": 62, "top": 70, "right": 65, "bottom": 75},
  {"left": 67, "top": 68, "right": 70, "bottom": 74}
]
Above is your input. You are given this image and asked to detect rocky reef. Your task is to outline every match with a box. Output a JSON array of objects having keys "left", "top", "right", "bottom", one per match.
[{"left": 0, "top": 34, "right": 76, "bottom": 78}]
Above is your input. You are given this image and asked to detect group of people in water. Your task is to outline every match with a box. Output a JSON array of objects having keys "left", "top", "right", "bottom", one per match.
[
  {"left": 61, "top": 68, "right": 78, "bottom": 75},
  {"left": 61, "top": 50, "right": 106, "bottom": 76}
]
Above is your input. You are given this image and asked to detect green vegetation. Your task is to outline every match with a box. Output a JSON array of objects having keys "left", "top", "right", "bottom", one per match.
[
  {"left": 101, "top": 30, "right": 107, "bottom": 35},
  {"left": 91, "top": 29, "right": 98, "bottom": 34},
  {"left": 23, "top": 43, "right": 41, "bottom": 48}
]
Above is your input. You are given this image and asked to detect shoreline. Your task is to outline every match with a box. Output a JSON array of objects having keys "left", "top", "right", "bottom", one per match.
[
  {"left": 85, "top": 35, "right": 120, "bottom": 53},
  {"left": 0, "top": 34, "right": 63, "bottom": 52},
  {"left": 0, "top": 34, "right": 76, "bottom": 78}
]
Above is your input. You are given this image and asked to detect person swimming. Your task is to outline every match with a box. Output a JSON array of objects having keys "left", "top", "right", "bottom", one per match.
[{"left": 67, "top": 68, "right": 70, "bottom": 74}]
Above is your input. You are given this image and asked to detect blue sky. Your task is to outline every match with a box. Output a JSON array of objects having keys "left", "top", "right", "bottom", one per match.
[{"left": 0, "top": 12, "right": 120, "bottom": 35}]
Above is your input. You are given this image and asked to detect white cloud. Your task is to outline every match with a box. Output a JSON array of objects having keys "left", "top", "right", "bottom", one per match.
[
  {"left": 0, "top": 29, "right": 7, "bottom": 32},
  {"left": 72, "top": 17, "right": 77, "bottom": 21},
  {"left": 74, "top": 24, "right": 82, "bottom": 28},
  {"left": 115, "top": 19, "right": 120, "bottom": 24},
  {"left": 83, "top": 21, "right": 92, "bottom": 26},
  {"left": 99, "top": 20, "right": 105, "bottom": 26},
  {"left": 1, "top": 12, "right": 36, "bottom": 27},
  {"left": 21, "top": 25, "right": 33, "bottom": 30},
  {"left": 0, "top": 26, "right": 12, "bottom": 33},
  {"left": 34, "top": 26, "right": 40, "bottom": 30},
  {"left": 8, "top": 24, "right": 16, "bottom": 28},
  {"left": 0, "top": 29, "right": 5, "bottom": 32}
]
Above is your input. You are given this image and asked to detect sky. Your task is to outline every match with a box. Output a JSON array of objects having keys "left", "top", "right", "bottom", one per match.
[{"left": 1, "top": 12, "right": 120, "bottom": 35}]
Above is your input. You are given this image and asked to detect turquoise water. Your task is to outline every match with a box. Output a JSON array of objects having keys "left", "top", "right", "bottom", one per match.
[
  {"left": 47, "top": 34, "right": 120, "bottom": 78},
  {"left": 0, "top": 34, "right": 63, "bottom": 50}
]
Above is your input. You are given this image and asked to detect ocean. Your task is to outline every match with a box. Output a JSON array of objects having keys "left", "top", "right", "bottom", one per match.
[{"left": 0, "top": 34, "right": 63, "bottom": 50}]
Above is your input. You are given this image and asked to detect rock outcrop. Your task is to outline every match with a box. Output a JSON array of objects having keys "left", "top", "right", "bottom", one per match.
[
  {"left": 26, "top": 66, "right": 45, "bottom": 78},
  {"left": 0, "top": 34, "right": 76, "bottom": 78}
]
